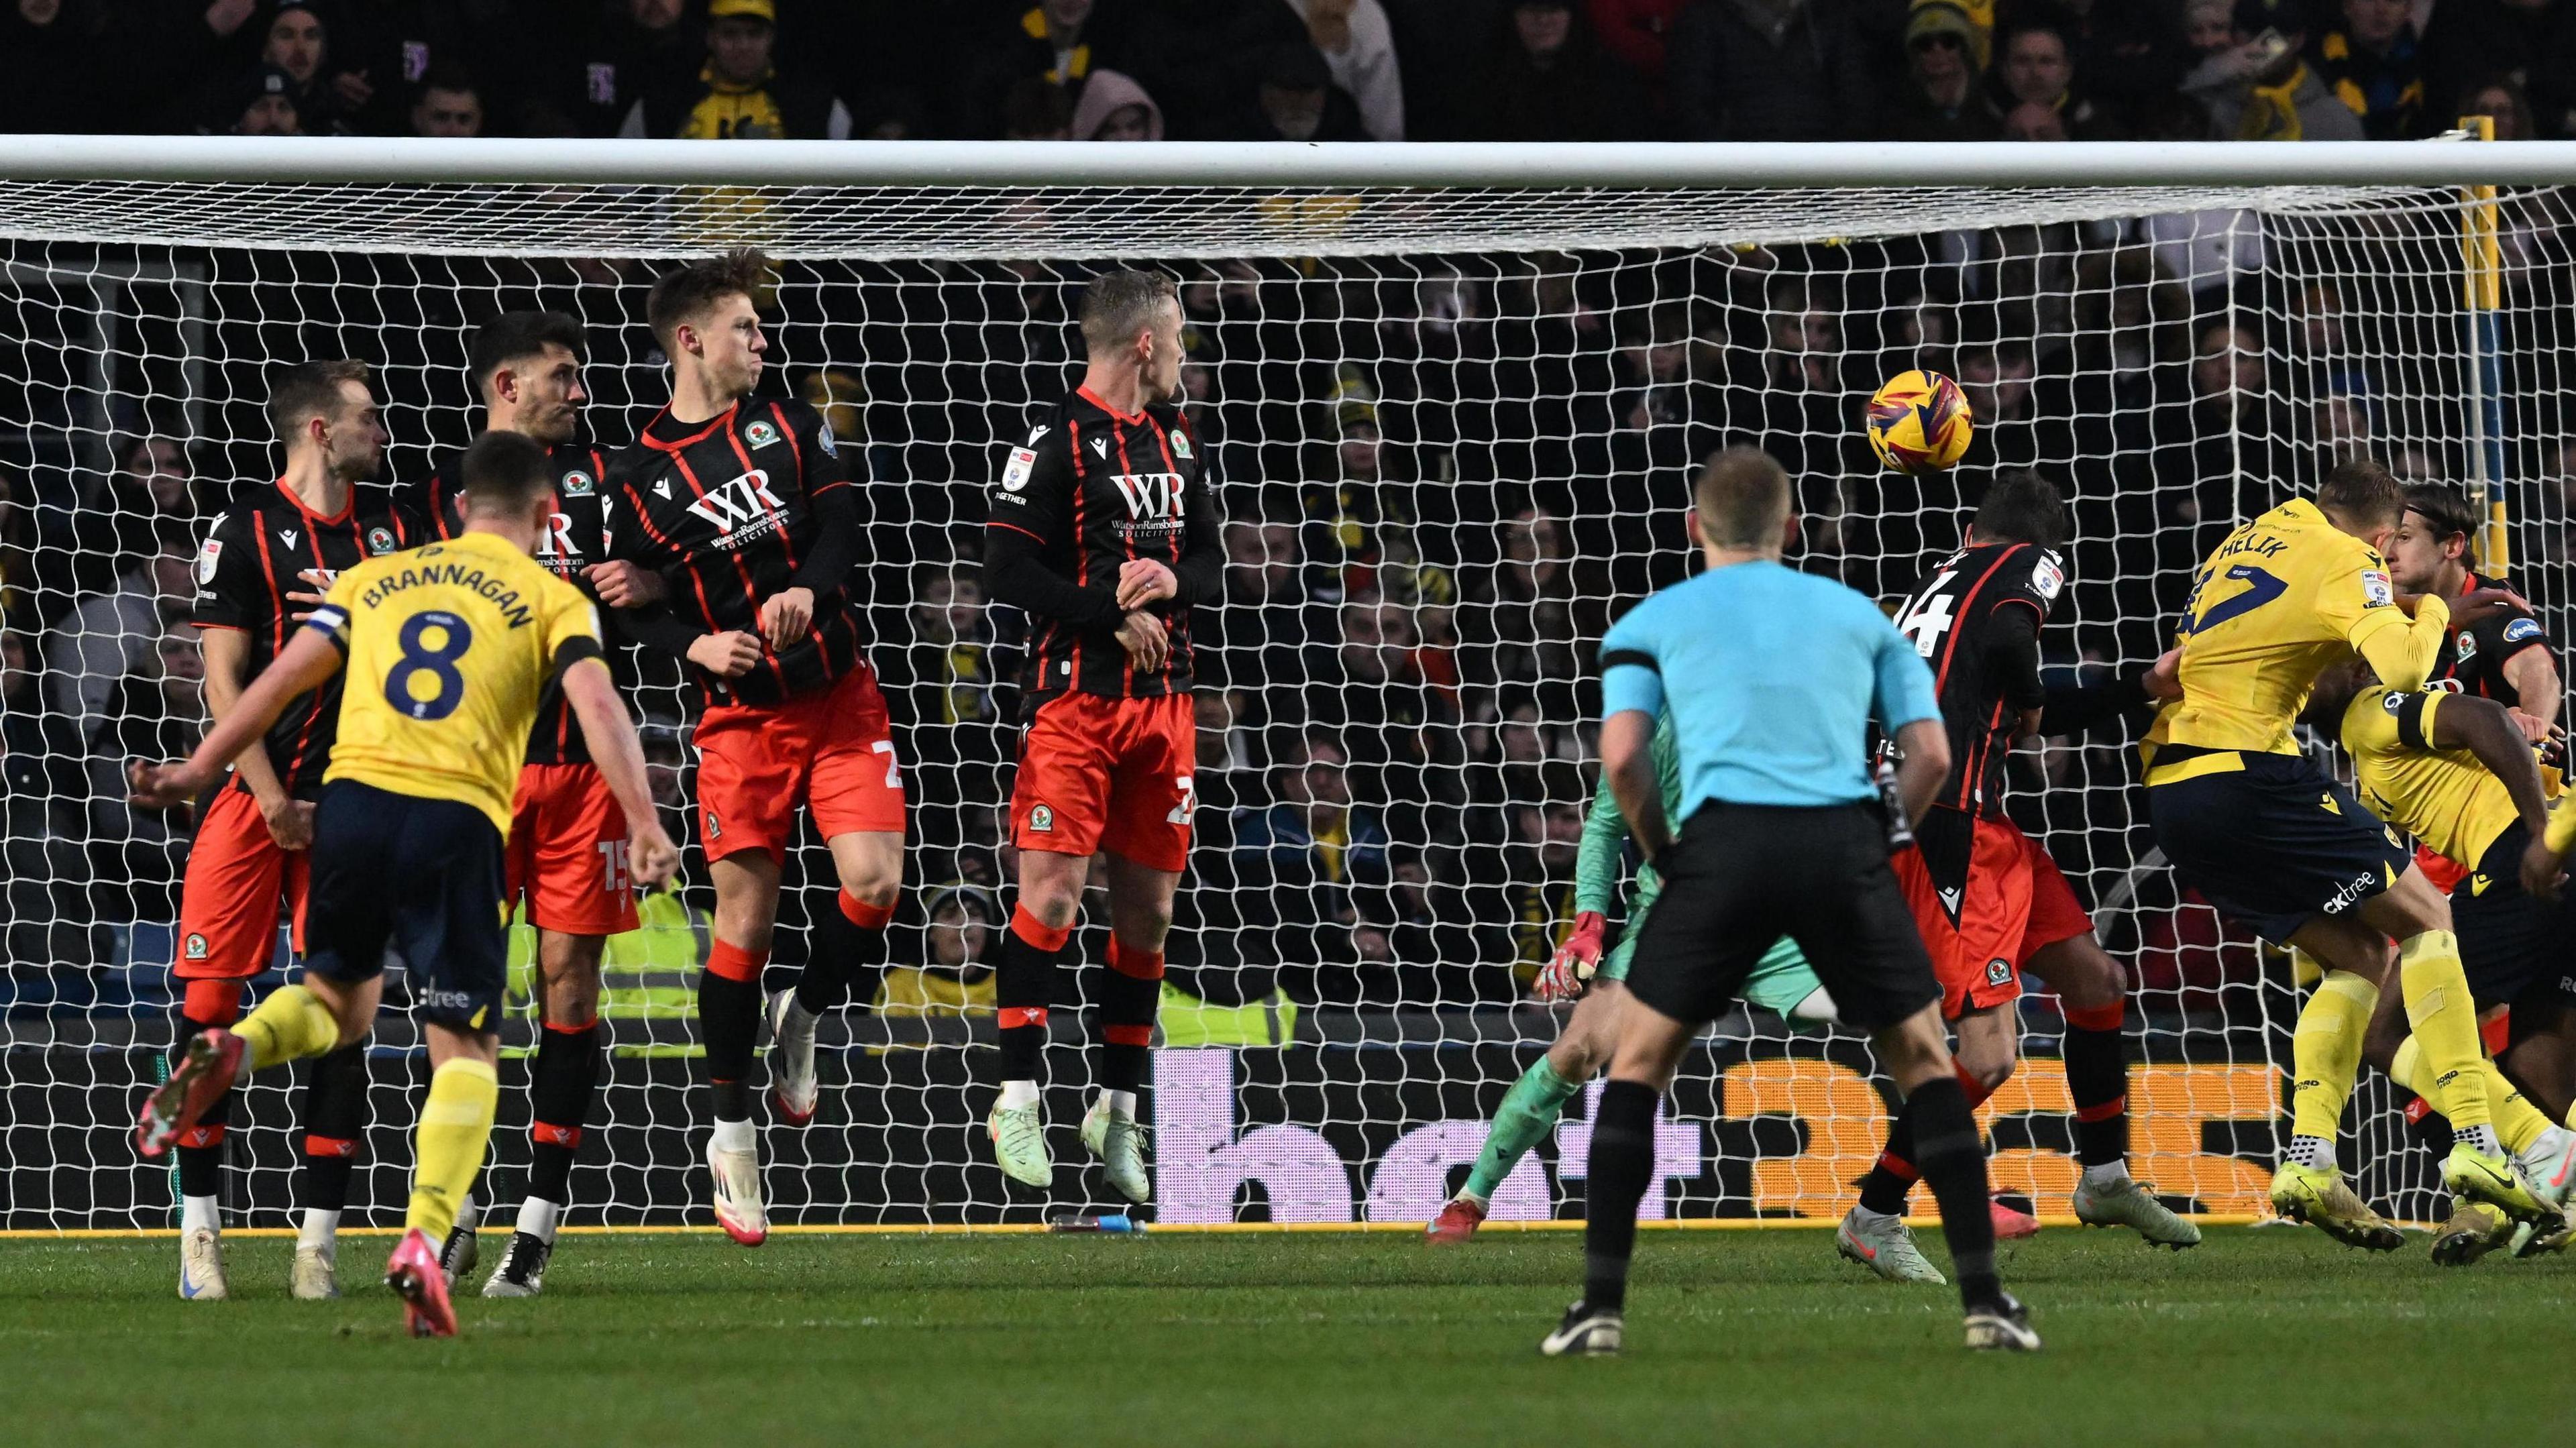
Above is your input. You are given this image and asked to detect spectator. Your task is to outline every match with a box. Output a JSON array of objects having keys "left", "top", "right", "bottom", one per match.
[
  {"left": 129, "top": 0, "right": 266, "bottom": 133},
  {"left": 407, "top": 68, "right": 483, "bottom": 137},
  {"left": 2180, "top": 0, "right": 2234, "bottom": 61},
  {"left": 873, "top": 880, "right": 1000, "bottom": 1023},
  {"left": 969, "top": 0, "right": 1155, "bottom": 139},
  {"left": 80, "top": 620, "right": 204, "bottom": 913},
  {"left": 523, "top": 0, "right": 701, "bottom": 137},
  {"left": 246, "top": 0, "right": 357, "bottom": 134},
  {"left": 40, "top": 534, "right": 194, "bottom": 745},
  {"left": 1228, "top": 733, "right": 1395, "bottom": 1005},
  {"left": 1586, "top": 0, "right": 1687, "bottom": 89},
  {"left": 1987, "top": 8, "right": 2123, "bottom": 140},
  {"left": 1267, "top": 0, "right": 1407, "bottom": 140},
  {"left": 1069, "top": 67, "right": 1163, "bottom": 140},
  {"left": 40, "top": 435, "right": 197, "bottom": 608},
  {"left": 1235, "top": 40, "right": 1370, "bottom": 140},
  {"left": 0, "top": 0, "right": 107, "bottom": 136},
  {"left": 1666, "top": 0, "right": 1876, "bottom": 141},
  {"left": 2457, "top": 72, "right": 2536, "bottom": 140},
  {"left": 219, "top": 63, "right": 303, "bottom": 135},
  {"left": 2313, "top": 0, "right": 2427, "bottom": 138},
  {"left": 1883, "top": 0, "right": 1999, "bottom": 140},
  {"left": 1464, "top": 0, "right": 1650, "bottom": 142},
  {"left": 2, "top": 628, "right": 100, "bottom": 972},
  {"left": 2182, "top": 0, "right": 2363, "bottom": 140},
  {"left": 2423, "top": 0, "right": 2576, "bottom": 140},
  {"left": 1000, "top": 74, "right": 1075, "bottom": 138},
  {"left": 623, "top": 0, "right": 853, "bottom": 140}
]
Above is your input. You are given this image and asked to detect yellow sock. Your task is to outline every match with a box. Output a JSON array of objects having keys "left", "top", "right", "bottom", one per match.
[
  {"left": 231, "top": 984, "right": 339, "bottom": 1073},
  {"left": 2290, "top": 970, "right": 2378, "bottom": 1146},
  {"left": 2398, "top": 930, "right": 2491, "bottom": 1132},
  {"left": 406, "top": 1058, "right": 499, "bottom": 1241},
  {"left": 2392, "top": 1033, "right": 2548, "bottom": 1154}
]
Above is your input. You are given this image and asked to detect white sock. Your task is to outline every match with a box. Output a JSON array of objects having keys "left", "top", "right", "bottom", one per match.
[
  {"left": 2080, "top": 1159, "right": 2132, "bottom": 1188},
  {"left": 1848, "top": 1204, "right": 1899, "bottom": 1227},
  {"left": 998, "top": 1079, "right": 1040, "bottom": 1111},
  {"left": 451, "top": 1194, "right": 481, "bottom": 1233},
  {"left": 180, "top": 1194, "right": 219, "bottom": 1233},
  {"left": 2457, "top": 1122, "right": 2503, "bottom": 1158},
  {"left": 297, "top": 1208, "right": 339, "bottom": 1249},
  {"left": 2286, "top": 1135, "right": 2337, "bottom": 1171},
  {"left": 1102, "top": 1089, "right": 1138, "bottom": 1119},
  {"left": 710, "top": 1117, "right": 756, "bottom": 1153},
  {"left": 516, "top": 1196, "right": 564, "bottom": 1244}
]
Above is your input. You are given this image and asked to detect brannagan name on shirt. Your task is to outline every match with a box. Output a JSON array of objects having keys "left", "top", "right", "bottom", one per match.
[{"left": 358, "top": 561, "right": 537, "bottom": 628}]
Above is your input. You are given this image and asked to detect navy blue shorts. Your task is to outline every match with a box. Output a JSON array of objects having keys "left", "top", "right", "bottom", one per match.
[
  {"left": 2451, "top": 821, "right": 2576, "bottom": 1017},
  {"left": 2145, "top": 747, "right": 2413, "bottom": 945},
  {"left": 304, "top": 779, "right": 508, "bottom": 1032}
]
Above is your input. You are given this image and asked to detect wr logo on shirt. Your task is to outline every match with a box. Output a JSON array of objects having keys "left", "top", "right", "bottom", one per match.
[
  {"left": 686, "top": 469, "right": 786, "bottom": 535},
  {"left": 1110, "top": 472, "right": 1185, "bottom": 520}
]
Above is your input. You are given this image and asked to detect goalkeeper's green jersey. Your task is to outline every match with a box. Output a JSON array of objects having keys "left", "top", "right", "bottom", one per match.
[{"left": 1574, "top": 715, "right": 1684, "bottom": 918}]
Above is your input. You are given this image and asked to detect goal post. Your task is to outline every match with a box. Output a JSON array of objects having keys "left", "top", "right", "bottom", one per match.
[{"left": 1, "top": 137, "right": 2569, "bottom": 1232}]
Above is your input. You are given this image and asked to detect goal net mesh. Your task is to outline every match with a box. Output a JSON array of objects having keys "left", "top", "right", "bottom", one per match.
[{"left": 2, "top": 174, "right": 2567, "bottom": 1230}]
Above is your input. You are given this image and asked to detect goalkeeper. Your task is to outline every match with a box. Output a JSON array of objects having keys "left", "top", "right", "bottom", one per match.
[{"left": 1427, "top": 711, "right": 1836, "bottom": 1242}]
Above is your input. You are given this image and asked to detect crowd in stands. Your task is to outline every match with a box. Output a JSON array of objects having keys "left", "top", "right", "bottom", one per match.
[
  {"left": 2, "top": 0, "right": 2573, "bottom": 1027},
  {"left": 2, "top": 0, "right": 2572, "bottom": 144}
]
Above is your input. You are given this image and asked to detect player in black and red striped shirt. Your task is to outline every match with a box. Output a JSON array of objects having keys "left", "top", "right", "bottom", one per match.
[
  {"left": 176, "top": 359, "right": 422, "bottom": 1301},
  {"left": 981, "top": 270, "right": 1222, "bottom": 1203},
  {"left": 602, "top": 249, "right": 902, "bottom": 1245},
  {"left": 1843, "top": 473, "right": 2196, "bottom": 1274},
  {"left": 406, "top": 311, "right": 645, "bottom": 1296}
]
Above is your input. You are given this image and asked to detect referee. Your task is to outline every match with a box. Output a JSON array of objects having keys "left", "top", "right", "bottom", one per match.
[{"left": 1539, "top": 449, "right": 2040, "bottom": 1356}]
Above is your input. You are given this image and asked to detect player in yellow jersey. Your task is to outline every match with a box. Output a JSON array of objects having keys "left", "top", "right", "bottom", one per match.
[
  {"left": 129, "top": 432, "right": 679, "bottom": 1337},
  {"left": 2319, "top": 672, "right": 2576, "bottom": 1260},
  {"left": 2145, "top": 457, "right": 2551, "bottom": 1244}
]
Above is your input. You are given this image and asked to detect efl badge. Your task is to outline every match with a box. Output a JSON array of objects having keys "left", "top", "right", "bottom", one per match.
[
  {"left": 1001, "top": 447, "right": 1036, "bottom": 493},
  {"left": 2361, "top": 569, "right": 2393, "bottom": 607},
  {"left": 2030, "top": 551, "right": 2064, "bottom": 602},
  {"left": 744, "top": 420, "right": 781, "bottom": 450},
  {"left": 561, "top": 470, "right": 594, "bottom": 498},
  {"left": 184, "top": 933, "right": 208, "bottom": 960},
  {"left": 195, "top": 537, "right": 223, "bottom": 585},
  {"left": 816, "top": 423, "right": 841, "bottom": 457},
  {"left": 1030, "top": 804, "right": 1055, "bottom": 834},
  {"left": 366, "top": 526, "right": 398, "bottom": 555}
]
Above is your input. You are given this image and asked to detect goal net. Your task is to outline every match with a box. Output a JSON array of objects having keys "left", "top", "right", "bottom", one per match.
[{"left": 3, "top": 142, "right": 2567, "bottom": 1231}]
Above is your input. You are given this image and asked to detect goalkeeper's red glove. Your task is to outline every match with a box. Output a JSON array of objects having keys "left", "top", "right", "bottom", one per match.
[{"left": 1534, "top": 911, "right": 1608, "bottom": 1003}]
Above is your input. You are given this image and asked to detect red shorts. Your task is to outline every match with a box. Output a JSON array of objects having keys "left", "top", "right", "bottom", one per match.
[
  {"left": 174, "top": 785, "right": 309, "bottom": 980},
  {"left": 507, "top": 762, "right": 641, "bottom": 937},
  {"left": 2416, "top": 841, "right": 2469, "bottom": 895},
  {"left": 1011, "top": 691, "right": 1196, "bottom": 873},
  {"left": 694, "top": 665, "right": 906, "bottom": 863},
  {"left": 1893, "top": 811, "right": 2094, "bottom": 1020}
]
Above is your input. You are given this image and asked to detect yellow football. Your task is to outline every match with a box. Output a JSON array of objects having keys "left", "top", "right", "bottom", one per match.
[{"left": 1865, "top": 369, "right": 1974, "bottom": 474}]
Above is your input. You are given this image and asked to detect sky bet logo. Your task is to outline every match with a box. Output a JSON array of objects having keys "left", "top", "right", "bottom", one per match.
[
  {"left": 1111, "top": 471, "right": 1185, "bottom": 520},
  {"left": 686, "top": 469, "right": 787, "bottom": 542}
]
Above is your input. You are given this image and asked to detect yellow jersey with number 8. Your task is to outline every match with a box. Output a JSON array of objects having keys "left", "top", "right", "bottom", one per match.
[
  {"left": 309, "top": 529, "right": 603, "bottom": 837},
  {"left": 2167, "top": 498, "right": 2418, "bottom": 756}
]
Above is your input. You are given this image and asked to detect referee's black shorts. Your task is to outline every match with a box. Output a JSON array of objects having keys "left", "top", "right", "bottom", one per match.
[{"left": 1623, "top": 801, "right": 1940, "bottom": 1034}]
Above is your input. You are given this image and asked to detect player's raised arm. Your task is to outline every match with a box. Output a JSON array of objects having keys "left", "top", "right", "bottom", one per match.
[{"left": 130, "top": 622, "right": 343, "bottom": 810}]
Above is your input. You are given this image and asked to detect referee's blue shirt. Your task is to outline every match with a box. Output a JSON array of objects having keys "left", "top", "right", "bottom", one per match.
[{"left": 1599, "top": 559, "right": 1941, "bottom": 815}]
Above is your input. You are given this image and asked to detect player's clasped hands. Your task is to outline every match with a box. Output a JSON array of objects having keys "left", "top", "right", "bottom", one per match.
[
  {"left": 582, "top": 559, "right": 664, "bottom": 609},
  {"left": 1534, "top": 911, "right": 1607, "bottom": 1003},
  {"left": 1115, "top": 558, "right": 1178, "bottom": 610},
  {"left": 686, "top": 630, "right": 765, "bottom": 679},
  {"left": 757, "top": 586, "right": 814, "bottom": 651},
  {"left": 262, "top": 794, "right": 317, "bottom": 851},
  {"left": 1114, "top": 610, "right": 1167, "bottom": 671}
]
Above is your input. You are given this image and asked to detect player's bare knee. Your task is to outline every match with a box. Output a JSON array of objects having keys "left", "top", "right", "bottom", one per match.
[
  {"left": 540, "top": 943, "right": 604, "bottom": 1030},
  {"left": 2029, "top": 935, "right": 2121, "bottom": 1009}
]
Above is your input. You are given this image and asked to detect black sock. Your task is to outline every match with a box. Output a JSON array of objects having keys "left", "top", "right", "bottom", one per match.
[
  {"left": 996, "top": 922, "right": 1065, "bottom": 1083},
  {"left": 1906, "top": 1076, "right": 2002, "bottom": 1312},
  {"left": 298, "top": 1042, "right": 369, "bottom": 1213},
  {"left": 1095, "top": 940, "right": 1163, "bottom": 1095},
  {"left": 172, "top": 1011, "right": 230, "bottom": 1201},
  {"left": 698, "top": 970, "right": 760, "bottom": 1121},
  {"left": 529, "top": 1022, "right": 602, "bottom": 1206},
  {"left": 1858, "top": 1100, "right": 1919, "bottom": 1215},
  {"left": 798, "top": 891, "right": 890, "bottom": 1017},
  {"left": 2062, "top": 1019, "right": 2131, "bottom": 1168},
  {"left": 1581, "top": 1078, "right": 1660, "bottom": 1315}
]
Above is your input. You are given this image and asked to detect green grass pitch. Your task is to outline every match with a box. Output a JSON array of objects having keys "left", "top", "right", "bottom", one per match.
[{"left": 5, "top": 1226, "right": 2569, "bottom": 1446}]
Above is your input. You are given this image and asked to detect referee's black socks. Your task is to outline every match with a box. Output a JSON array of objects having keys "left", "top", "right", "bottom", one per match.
[
  {"left": 1905, "top": 1074, "right": 2005, "bottom": 1311},
  {"left": 1581, "top": 1078, "right": 1660, "bottom": 1314}
]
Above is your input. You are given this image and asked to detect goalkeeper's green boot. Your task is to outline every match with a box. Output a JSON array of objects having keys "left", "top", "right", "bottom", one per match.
[
  {"left": 989, "top": 1100, "right": 1053, "bottom": 1188},
  {"left": 2269, "top": 1162, "right": 2404, "bottom": 1251},
  {"left": 2071, "top": 1174, "right": 2201, "bottom": 1248},
  {"left": 1080, "top": 1096, "right": 1152, "bottom": 1205}
]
